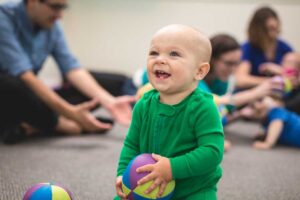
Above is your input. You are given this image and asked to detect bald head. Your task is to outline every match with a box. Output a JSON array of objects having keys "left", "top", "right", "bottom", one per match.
[
  {"left": 282, "top": 52, "right": 300, "bottom": 70},
  {"left": 152, "top": 24, "right": 212, "bottom": 63}
]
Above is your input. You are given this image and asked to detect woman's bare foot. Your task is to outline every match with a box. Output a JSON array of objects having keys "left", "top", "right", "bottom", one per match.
[
  {"left": 55, "top": 116, "right": 82, "bottom": 135},
  {"left": 224, "top": 140, "right": 232, "bottom": 152}
]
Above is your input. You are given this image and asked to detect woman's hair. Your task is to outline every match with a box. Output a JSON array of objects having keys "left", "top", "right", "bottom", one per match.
[
  {"left": 210, "top": 34, "right": 240, "bottom": 62},
  {"left": 248, "top": 6, "right": 279, "bottom": 51},
  {"left": 205, "top": 34, "right": 240, "bottom": 83}
]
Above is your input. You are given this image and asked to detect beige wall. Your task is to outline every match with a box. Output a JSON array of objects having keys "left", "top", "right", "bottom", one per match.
[{"left": 1, "top": 0, "right": 300, "bottom": 85}]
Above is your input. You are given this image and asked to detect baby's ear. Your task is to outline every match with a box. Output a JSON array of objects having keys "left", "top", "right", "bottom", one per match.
[{"left": 195, "top": 62, "right": 210, "bottom": 80}]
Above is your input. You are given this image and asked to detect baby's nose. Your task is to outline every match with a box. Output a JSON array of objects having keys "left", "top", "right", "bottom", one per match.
[{"left": 156, "top": 56, "right": 167, "bottom": 64}]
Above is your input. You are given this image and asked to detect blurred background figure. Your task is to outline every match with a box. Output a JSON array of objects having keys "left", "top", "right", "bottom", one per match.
[
  {"left": 236, "top": 6, "right": 293, "bottom": 89},
  {"left": 0, "top": 0, "right": 135, "bottom": 144},
  {"left": 241, "top": 95, "right": 300, "bottom": 150}
]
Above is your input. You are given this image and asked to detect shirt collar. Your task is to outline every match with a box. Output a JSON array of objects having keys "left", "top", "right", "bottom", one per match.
[
  {"left": 154, "top": 89, "right": 197, "bottom": 117},
  {"left": 16, "top": 2, "right": 38, "bottom": 35}
]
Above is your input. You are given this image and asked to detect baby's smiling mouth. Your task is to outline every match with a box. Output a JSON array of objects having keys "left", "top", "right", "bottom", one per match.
[{"left": 155, "top": 70, "right": 171, "bottom": 79}]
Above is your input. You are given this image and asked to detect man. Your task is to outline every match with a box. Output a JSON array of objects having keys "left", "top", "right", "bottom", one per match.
[{"left": 0, "top": 0, "right": 135, "bottom": 143}]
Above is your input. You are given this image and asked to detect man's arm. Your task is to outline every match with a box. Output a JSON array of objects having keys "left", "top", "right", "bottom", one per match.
[
  {"left": 20, "top": 71, "right": 111, "bottom": 131},
  {"left": 66, "top": 68, "right": 135, "bottom": 126},
  {"left": 66, "top": 68, "right": 115, "bottom": 107},
  {"left": 51, "top": 24, "right": 135, "bottom": 126}
]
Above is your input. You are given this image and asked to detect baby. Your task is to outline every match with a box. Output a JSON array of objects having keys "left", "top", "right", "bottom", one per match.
[
  {"left": 115, "top": 24, "right": 224, "bottom": 200},
  {"left": 245, "top": 95, "right": 300, "bottom": 150},
  {"left": 260, "top": 52, "right": 300, "bottom": 94}
]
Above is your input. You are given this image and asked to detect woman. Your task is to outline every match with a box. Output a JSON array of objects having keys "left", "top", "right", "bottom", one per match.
[
  {"left": 236, "top": 6, "right": 293, "bottom": 89},
  {"left": 201, "top": 34, "right": 278, "bottom": 108},
  {"left": 201, "top": 34, "right": 284, "bottom": 151}
]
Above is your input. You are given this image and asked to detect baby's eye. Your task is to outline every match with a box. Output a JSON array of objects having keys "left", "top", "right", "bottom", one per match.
[
  {"left": 170, "top": 51, "right": 180, "bottom": 57},
  {"left": 149, "top": 51, "right": 158, "bottom": 56}
]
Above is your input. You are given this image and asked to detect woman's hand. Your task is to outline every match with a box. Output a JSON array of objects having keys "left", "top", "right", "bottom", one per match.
[{"left": 259, "top": 62, "right": 282, "bottom": 76}]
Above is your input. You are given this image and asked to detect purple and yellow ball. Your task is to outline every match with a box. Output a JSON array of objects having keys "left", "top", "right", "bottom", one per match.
[
  {"left": 122, "top": 153, "right": 175, "bottom": 200},
  {"left": 23, "top": 183, "right": 73, "bottom": 200}
]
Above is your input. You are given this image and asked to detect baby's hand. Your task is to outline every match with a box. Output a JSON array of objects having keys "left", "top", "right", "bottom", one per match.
[
  {"left": 253, "top": 141, "right": 272, "bottom": 150},
  {"left": 136, "top": 154, "right": 173, "bottom": 198},
  {"left": 115, "top": 176, "right": 128, "bottom": 200}
]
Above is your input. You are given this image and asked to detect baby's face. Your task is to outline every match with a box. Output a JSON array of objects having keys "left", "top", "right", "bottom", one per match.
[
  {"left": 147, "top": 26, "right": 209, "bottom": 96},
  {"left": 282, "top": 53, "right": 300, "bottom": 70},
  {"left": 251, "top": 99, "right": 269, "bottom": 120},
  {"left": 252, "top": 96, "right": 280, "bottom": 119}
]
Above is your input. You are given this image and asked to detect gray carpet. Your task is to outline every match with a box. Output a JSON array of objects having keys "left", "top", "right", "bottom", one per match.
[{"left": 0, "top": 120, "right": 300, "bottom": 200}]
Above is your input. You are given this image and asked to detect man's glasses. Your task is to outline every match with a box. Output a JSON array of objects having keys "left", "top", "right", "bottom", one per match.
[{"left": 41, "top": 1, "right": 69, "bottom": 12}]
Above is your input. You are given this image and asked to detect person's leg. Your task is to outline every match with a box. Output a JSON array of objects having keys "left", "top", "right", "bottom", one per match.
[
  {"left": 55, "top": 116, "right": 81, "bottom": 135},
  {"left": 0, "top": 75, "right": 58, "bottom": 143}
]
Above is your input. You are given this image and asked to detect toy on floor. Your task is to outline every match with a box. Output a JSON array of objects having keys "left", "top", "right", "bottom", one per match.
[
  {"left": 122, "top": 153, "right": 175, "bottom": 200},
  {"left": 23, "top": 182, "right": 73, "bottom": 200}
]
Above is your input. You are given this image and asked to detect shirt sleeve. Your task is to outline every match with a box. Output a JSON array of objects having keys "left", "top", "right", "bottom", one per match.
[
  {"left": 280, "top": 39, "right": 293, "bottom": 53},
  {"left": 241, "top": 42, "right": 251, "bottom": 61},
  {"left": 51, "top": 24, "right": 80, "bottom": 75},
  {"left": 170, "top": 97, "right": 224, "bottom": 179},
  {"left": 116, "top": 99, "right": 143, "bottom": 177},
  {"left": 0, "top": 11, "right": 33, "bottom": 76},
  {"left": 267, "top": 108, "right": 288, "bottom": 122}
]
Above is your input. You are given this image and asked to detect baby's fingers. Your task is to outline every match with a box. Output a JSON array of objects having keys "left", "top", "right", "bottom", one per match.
[
  {"left": 115, "top": 177, "right": 127, "bottom": 199},
  {"left": 145, "top": 178, "right": 161, "bottom": 194},
  {"left": 157, "top": 182, "right": 167, "bottom": 197},
  {"left": 136, "top": 164, "right": 153, "bottom": 174},
  {"left": 116, "top": 187, "right": 127, "bottom": 199},
  {"left": 137, "top": 173, "right": 155, "bottom": 186}
]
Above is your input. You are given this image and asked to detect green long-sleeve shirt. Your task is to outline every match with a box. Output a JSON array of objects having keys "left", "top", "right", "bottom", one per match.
[{"left": 117, "top": 89, "right": 224, "bottom": 199}]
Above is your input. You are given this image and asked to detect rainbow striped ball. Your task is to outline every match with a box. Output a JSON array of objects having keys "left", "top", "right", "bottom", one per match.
[
  {"left": 23, "top": 183, "right": 73, "bottom": 200},
  {"left": 122, "top": 154, "right": 175, "bottom": 200}
]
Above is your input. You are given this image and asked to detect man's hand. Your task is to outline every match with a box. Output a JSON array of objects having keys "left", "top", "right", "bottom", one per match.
[
  {"left": 106, "top": 96, "right": 136, "bottom": 126},
  {"left": 115, "top": 176, "right": 128, "bottom": 200},
  {"left": 66, "top": 69, "right": 136, "bottom": 126},
  {"left": 136, "top": 154, "right": 173, "bottom": 198},
  {"left": 72, "top": 99, "right": 112, "bottom": 132}
]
